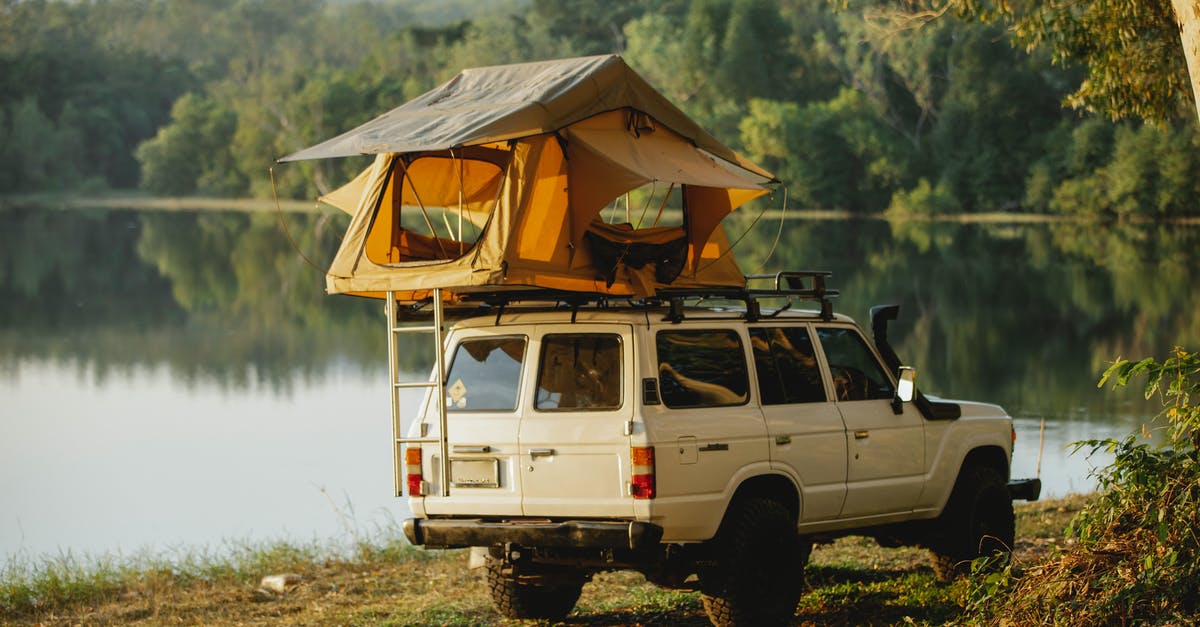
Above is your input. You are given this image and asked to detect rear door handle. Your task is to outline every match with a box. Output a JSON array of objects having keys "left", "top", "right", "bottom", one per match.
[
  {"left": 529, "top": 448, "right": 556, "bottom": 458},
  {"left": 854, "top": 430, "right": 870, "bottom": 440},
  {"left": 699, "top": 443, "right": 729, "bottom": 452}
]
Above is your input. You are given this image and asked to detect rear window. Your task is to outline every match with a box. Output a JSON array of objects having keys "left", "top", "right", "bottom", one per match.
[
  {"left": 445, "top": 337, "right": 526, "bottom": 411},
  {"left": 656, "top": 330, "right": 749, "bottom": 408},
  {"left": 535, "top": 334, "right": 622, "bottom": 411}
]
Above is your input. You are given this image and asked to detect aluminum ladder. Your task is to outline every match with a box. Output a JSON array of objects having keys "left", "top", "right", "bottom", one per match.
[{"left": 385, "top": 288, "right": 450, "bottom": 497}]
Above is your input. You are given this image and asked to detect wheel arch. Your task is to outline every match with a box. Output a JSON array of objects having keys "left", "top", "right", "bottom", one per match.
[
  {"left": 961, "top": 445, "right": 1009, "bottom": 480},
  {"left": 929, "top": 445, "right": 1010, "bottom": 514},
  {"left": 729, "top": 473, "right": 801, "bottom": 523}
]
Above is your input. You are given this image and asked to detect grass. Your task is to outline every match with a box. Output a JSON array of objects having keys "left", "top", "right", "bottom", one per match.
[{"left": 1, "top": 495, "right": 1091, "bottom": 626}]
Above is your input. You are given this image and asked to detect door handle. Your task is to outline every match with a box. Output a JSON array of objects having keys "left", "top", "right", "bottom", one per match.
[
  {"left": 529, "top": 448, "right": 556, "bottom": 458},
  {"left": 453, "top": 445, "right": 491, "bottom": 454},
  {"left": 775, "top": 435, "right": 792, "bottom": 446},
  {"left": 699, "top": 443, "right": 729, "bottom": 452},
  {"left": 854, "top": 430, "right": 870, "bottom": 440}
]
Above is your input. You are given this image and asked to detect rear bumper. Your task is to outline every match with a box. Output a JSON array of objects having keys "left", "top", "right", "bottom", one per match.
[
  {"left": 403, "top": 517, "right": 664, "bottom": 550},
  {"left": 1008, "top": 478, "right": 1042, "bottom": 501}
]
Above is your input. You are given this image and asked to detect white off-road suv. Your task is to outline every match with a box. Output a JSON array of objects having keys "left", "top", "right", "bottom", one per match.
[{"left": 395, "top": 272, "right": 1040, "bottom": 626}]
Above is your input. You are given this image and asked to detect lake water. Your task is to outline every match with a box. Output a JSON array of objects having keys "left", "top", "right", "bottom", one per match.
[{"left": 2, "top": 206, "right": 1194, "bottom": 560}]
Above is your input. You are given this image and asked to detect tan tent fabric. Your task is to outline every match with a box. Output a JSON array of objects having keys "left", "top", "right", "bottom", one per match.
[
  {"left": 279, "top": 55, "right": 773, "bottom": 184},
  {"left": 562, "top": 110, "right": 768, "bottom": 248},
  {"left": 291, "top": 55, "right": 775, "bottom": 302},
  {"left": 318, "top": 165, "right": 371, "bottom": 214}
]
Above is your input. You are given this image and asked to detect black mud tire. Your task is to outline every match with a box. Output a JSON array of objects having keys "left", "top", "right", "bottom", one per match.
[
  {"left": 928, "top": 465, "right": 1015, "bottom": 583},
  {"left": 484, "top": 558, "right": 584, "bottom": 621},
  {"left": 700, "top": 497, "right": 808, "bottom": 627}
]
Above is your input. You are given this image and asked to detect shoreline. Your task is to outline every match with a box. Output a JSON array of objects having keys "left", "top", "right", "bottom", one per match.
[
  {"left": 5, "top": 192, "right": 1200, "bottom": 225},
  {"left": 0, "top": 193, "right": 320, "bottom": 214},
  {"left": 2, "top": 495, "right": 1091, "bottom": 626}
]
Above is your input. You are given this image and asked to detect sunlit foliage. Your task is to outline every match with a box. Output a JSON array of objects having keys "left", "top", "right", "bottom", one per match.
[
  {"left": 1, "top": 0, "right": 1197, "bottom": 216},
  {"left": 966, "top": 350, "right": 1200, "bottom": 624}
]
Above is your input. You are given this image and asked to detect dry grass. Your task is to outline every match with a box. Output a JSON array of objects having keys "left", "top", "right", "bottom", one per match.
[{"left": 2, "top": 497, "right": 1085, "bottom": 626}]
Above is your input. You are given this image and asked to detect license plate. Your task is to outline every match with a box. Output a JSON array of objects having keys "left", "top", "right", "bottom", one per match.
[{"left": 450, "top": 458, "right": 501, "bottom": 488}]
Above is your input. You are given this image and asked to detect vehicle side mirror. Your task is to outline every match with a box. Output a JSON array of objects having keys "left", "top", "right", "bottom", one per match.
[{"left": 896, "top": 367, "right": 916, "bottom": 403}]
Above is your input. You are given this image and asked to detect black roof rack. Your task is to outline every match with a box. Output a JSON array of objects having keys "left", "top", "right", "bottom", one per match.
[
  {"left": 748, "top": 271, "right": 839, "bottom": 321},
  {"left": 391, "top": 270, "right": 839, "bottom": 323},
  {"left": 658, "top": 271, "right": 839, "bottom": 323}
]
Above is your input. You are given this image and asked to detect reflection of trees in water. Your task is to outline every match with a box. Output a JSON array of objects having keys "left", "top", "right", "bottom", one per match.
[
  {"left": 725, "top": 213, "right": 1199, "bottom": 422},
  {"left": 4, "top": 206, "right": 1196, "bottom": 413},
  {"left": 0, "top": 207, "right": 434, "bottom": 393}
]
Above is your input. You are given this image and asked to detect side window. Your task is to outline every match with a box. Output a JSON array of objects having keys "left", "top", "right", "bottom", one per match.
[
  {"left": 816, "top": 327, "right": 894, "bottom": 402},
  {"left": 656, "top": 330, "right": 749, "bottom": 408},
  {"left": 750, "top": 327, "right": 826, "bottom": 405},
  {"left": 445, "top": 337, "right": 526, "bottom": 411},
  {"left": 536, "top": 334, "right": 622, "bottom": 410}
]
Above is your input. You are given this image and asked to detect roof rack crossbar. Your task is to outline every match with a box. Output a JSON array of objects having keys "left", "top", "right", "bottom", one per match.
[
  {"left": 389, "top": 270, "right": 839, "bottom": 322},
  {"left": 744, "top": 270, "right": 838, "bottom": 321}
]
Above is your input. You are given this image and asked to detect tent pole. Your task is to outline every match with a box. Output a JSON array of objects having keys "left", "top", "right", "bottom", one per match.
[
  {"left": 397, "top": 160, "right": 448, "bottom": 258},
  {"left": 652, "top": 182, "right": 674, "bottom": 227},
  {"left": 454, "top": 149, "right": 465, "bottom": 256},
  {"left": 634, "top": 181, "right": 656, "bottom": 228}
]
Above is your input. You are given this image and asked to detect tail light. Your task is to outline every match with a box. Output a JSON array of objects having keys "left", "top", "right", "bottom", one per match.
[
  {"left": 1012, "top": 426, "right": 1017, "bottom": 445},
  {"left": 631, "top": 446, "right": 655, "bottom": 499},
  {"left": 405, "top": 446, "right": 425, "bottom": 496}
]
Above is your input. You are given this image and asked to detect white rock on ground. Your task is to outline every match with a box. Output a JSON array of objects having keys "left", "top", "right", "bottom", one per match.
[{"left": 258, "top": 573, "right": 303, "bottom": 594}]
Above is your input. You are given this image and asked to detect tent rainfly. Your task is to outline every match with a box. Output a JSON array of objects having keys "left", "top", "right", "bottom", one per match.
[{"left": 279, "top": 54, "right": 778, "bottom": 302}]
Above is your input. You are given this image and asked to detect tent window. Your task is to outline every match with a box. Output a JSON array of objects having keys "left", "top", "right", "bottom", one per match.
[
  {"left": 365, "top": 150, "right": 507, "bottom": 265},
  {"left": 597, "top": 182, "right": 684, "bottom": 229}
]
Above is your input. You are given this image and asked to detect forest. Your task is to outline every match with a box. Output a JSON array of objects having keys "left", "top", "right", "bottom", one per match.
[{"left": 2, "top": 0, "right": 1198, "bottom": 217}]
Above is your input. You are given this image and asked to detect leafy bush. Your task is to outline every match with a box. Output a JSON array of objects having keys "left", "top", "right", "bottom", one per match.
[
  {"left": 885, "top": 178, "right": 960, "bottom": 216},
  {"left": 966, "top": 348, "right": 1200, "bottom": 624},
  {"left": 1047, "top": 124, "right": 1200, "bottom": 218},
  {"left": 739, "top": 91, "right": 912, "bottom": 212}
]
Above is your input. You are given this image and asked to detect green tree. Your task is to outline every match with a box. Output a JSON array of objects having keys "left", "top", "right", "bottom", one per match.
[
  {"left": 136, "top": 93, "right": 243, "bottom": 196},
  {"left": 0, "top": 0, "right": 197, "bottom": 191},
  {"left": 740, "top": 90, "right": 912, "bottom": 211},
  {"left": 1048, "top": 123, "right": 1200, "bottom": 217},
  {"left": 528, "top": 0, "right": 649, "bottom": 54},
  {"left": 625, "top": 0, "right": 795, "bottom": 139},
  {"left": 816, "top": 2, "right": 958, "bottom": 146},
  {"left": 716, "top": 0, "right": 792, "bottom": 100},
  {"left": 927, "top": 24, "right": 1065, "bottom": 211},
  {"left": 919, "top": 0, "right": 1197, "bottom": 124},
  {"left": 0, "top": 97, "right": 60, "bottom": 190},
  {"left": 995, "top": 0, "right": 1194, "bottom": 123}
]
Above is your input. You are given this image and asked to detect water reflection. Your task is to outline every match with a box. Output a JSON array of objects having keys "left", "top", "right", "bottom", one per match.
[
  {"left": 1, "top": 358, "right": 411, "bottom": 559},
  {"left": 726, "top": 215, "right": 1198, "bottom": 422},
  {"left": 2, "top": 205, "right": 1195, "bottom": 558}
]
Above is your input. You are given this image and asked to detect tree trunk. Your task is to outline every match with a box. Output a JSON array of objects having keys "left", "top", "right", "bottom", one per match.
[{"left": 1173, "top": 0, "right": 1200, "bottom": 122}]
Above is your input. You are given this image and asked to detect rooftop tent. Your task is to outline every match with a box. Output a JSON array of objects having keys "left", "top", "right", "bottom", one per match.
[{"left": 280, "top": 54, "right": 777, "bottom": 301}]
